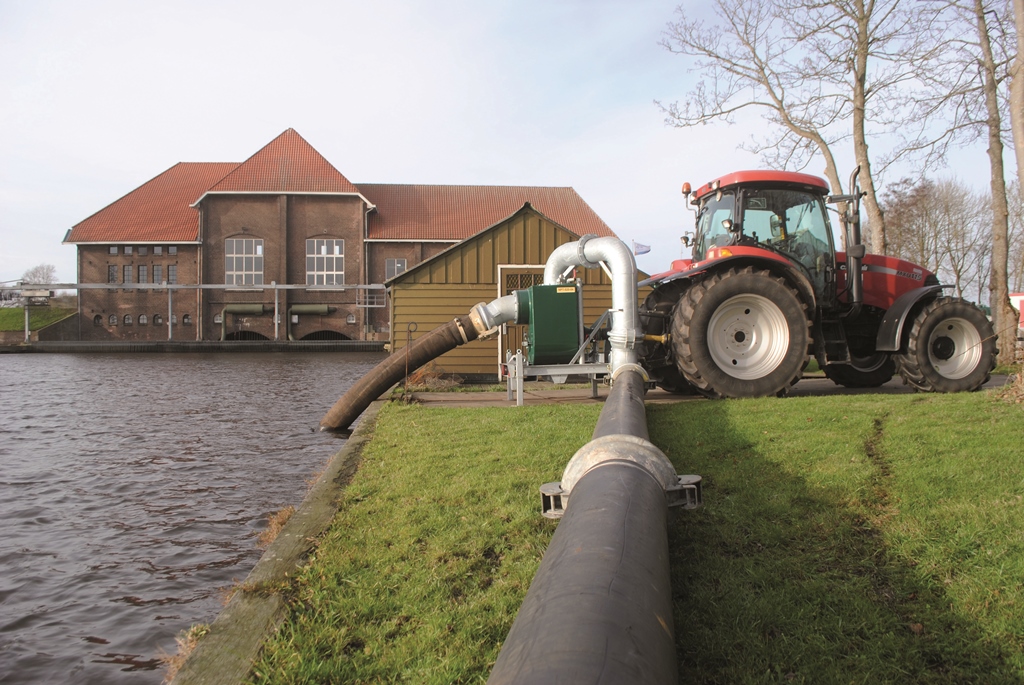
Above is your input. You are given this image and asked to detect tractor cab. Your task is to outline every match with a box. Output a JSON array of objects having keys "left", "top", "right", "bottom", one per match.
[{"left": 690, "top": 171, "right": 836, "bottom": 302}]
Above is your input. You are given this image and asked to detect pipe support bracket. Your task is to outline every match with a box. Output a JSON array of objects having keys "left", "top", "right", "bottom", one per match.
[{"left": 540, "top": 434, "right": 702, "bottom": 518}]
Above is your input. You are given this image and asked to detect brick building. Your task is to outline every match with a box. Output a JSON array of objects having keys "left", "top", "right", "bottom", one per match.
[{"left": 64, "top": 129, "right": 616, "bottom": 342}]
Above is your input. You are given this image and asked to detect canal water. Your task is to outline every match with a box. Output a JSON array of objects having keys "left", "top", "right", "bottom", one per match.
[{"left": 0, "top": 351, "right": 385, "bottom": 685}]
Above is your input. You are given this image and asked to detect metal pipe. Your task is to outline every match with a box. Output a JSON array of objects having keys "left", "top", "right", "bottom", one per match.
[
  {"left": 487, "top": 367, "right": 678, "bottom": 685},
  {"left": 219, "top": 304, "right": 272, "bottom": 341},
  {"left": 287, "top": 304, "right": 335, "bottom": 341},
  {"left": 543, "top": 235, "right": 642, "bottom": 371}
]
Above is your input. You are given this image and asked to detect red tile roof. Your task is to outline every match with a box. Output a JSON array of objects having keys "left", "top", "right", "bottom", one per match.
[
  {"left": 65, "top": 162, "right": 237, "bottom": 243},
  {"left": 358, "top": 184, "right": 615, "bottom": 241},
  {"left": 66, "top": 130, "right": 617, "bottom": 245},
  {"left": 203, "top": 128, "right": 361, "bottom": 196}
]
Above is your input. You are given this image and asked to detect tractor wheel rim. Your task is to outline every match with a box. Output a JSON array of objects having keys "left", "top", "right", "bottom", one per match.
[
  {"left": 927, "top": 317, "right": 982, "bottom": 379},
  {"left": 707, "top": 293, "right": 790, "bottom": 380}
]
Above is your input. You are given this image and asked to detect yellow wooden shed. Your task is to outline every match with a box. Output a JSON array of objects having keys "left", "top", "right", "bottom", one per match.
[{"left": 387, "top": 203, "right": 641, "bottom": 380}]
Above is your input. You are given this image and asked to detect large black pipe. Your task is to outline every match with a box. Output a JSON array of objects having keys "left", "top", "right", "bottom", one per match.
[
  {"left": 592, "top": 366, "right": 650, "bottom": 441},
  {"left": 319, "top": 315, "right": 477, "bottom": 431},
  {"left": 487, "top": 369, "right": 678, "bottom": 685}
]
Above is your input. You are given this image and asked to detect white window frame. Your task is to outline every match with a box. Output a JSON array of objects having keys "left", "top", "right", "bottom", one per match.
[
  {"left": 306, "top": 239, "right": 344, "bottom": 286},
  {"left": 225, "top": 238, "right": 264, "bottom": 286},
  {"left": 386, "top": 257, "right": 407, "bottom": 281}
]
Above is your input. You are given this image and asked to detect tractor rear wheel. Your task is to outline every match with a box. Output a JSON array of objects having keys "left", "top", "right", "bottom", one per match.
[
  {"left": 895, "top": 297, "right": 997, "bottom": 392},
  {"left": 823, "top": 353, "right": 895, "bottom": 388},
  {"left": 656, "top": 367, "right": 699, "bottom": 395},
  {"left": 671, "top": 267, "right": 810, "bottom": 398}
]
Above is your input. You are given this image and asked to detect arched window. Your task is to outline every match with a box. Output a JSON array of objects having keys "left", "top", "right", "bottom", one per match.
[
  {"left": 124, "top": 314, "right": 133, "bottom": 326},
  {"left": 93, "top": 315, "right": 103, "bottom": 326},
  {"left": 182, "top": 314, "right": 192, "bottom": 325},
  {"left": 138, "top": 314, "right": 148, "bottom": 325},
  {"left": 154, "top": 314, "right": 163, "bottom": 326},
  {"left": 225, "top": 238, "right": 264, "bottom": 285},
  {"left": 306, "top": 238, "right": 345, "bottom": 285},
  {"left": 171, "top": 314, "right": 178, "bottom": 324},
  {"left": 109, "top": 314, "right": 118, "bottom": 326}
]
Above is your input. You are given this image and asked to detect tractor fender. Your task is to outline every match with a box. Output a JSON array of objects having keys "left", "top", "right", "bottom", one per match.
[
  {"left": 874, "top": 285, "right": 949, "bottom": 352},
  {"left": 644, "top": 254, "right": 817, "bottom": 312}
]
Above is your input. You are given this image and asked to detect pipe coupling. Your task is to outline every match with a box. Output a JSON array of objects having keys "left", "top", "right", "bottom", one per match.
[
  {"left": 610, "top": 363, "right": 649, "bottom": 384},
  {"left": 561, "top": 434, "right": 677, "bottom": 494},
  {"left": 469, "top": 293, "right": 523, "bottom": 339},
  {"left": 574, "top": 233, "right": 601, "bottom": 273}
]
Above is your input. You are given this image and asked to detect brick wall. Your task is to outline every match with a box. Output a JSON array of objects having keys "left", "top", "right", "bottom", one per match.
[{"left": 78, "top": 244, "right": 200, "bottom": 341}]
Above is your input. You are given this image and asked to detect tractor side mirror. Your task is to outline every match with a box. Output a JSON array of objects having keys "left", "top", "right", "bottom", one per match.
[{"left": 681, "top": 233, "right": 693, "bottom": 248}]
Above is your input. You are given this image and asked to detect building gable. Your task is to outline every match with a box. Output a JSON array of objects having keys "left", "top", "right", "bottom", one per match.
[
  {"left": 203, "top": 128, "right": 363, "bottom": 196},
  {"left": 389, "top": 203, "right": 611, "bottom": 287}
]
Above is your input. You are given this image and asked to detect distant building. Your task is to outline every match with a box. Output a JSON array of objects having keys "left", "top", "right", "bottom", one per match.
[
  {"left": 64, "top": 129, "right": 616, "bottom": 342},
  {"left": 1011, "top": 293, "right": 1023, "bottom": 334}
]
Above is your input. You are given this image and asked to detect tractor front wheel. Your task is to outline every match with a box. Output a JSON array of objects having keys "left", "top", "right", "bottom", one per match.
[
  {"left": 895, "top": 297, "right": 997, "bottom": 392},
  {"left": 671, "top": 267, "right": 810, "bottom": 398},
  {"left": 823, "top": 353, "right": 895, "bottom": 388}
]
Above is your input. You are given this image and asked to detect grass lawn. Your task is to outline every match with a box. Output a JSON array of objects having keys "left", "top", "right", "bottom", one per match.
[
  {"left": 0, "top": 306, "right": 75, "bottom": 332},
  {"left": 245, "top": 388, "right": 1024, "bottom": 684}
]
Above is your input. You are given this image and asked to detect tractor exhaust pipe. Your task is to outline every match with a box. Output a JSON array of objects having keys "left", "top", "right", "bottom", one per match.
[
  {"left": 830, "top": 167, "right": 865, "bottom": 317},
  {"left": 487, "top": 368, "right": 682, "bottom": 685}
]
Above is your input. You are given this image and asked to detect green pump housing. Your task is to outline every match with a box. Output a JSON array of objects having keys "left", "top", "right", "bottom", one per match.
[{"left": 514, "top": 284, "right": 581, "bottom": 365}]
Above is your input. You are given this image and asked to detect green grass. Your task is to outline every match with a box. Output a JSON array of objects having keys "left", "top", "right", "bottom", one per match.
[
  {"left": 247, "top": 391, "right": 1024, "bottom": 684},
  {"left": 0, "top": 306, "right": 75, "bottom": 332}
]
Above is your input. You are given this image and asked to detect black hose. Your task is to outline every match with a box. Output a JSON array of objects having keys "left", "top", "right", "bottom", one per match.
[
  {"left": 591, "top": 367, "right": 649, "bottom": 441},
  {"left": 486, "top": 460, "right": 676, "bottom": 684},
  {"left": 319, "top": 315, "right": 478, "bottom": 431},
  {"left": 487, "top": 369, "right": 678, "bottom": 685}
]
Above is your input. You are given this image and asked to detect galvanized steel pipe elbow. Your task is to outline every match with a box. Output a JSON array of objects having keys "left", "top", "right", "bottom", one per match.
[{"left": 543, "top": 235, "right": 642, "bottom": 370}]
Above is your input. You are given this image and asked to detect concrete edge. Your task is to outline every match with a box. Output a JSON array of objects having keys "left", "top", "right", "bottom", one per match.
[{"left": 169, "top": 401, "right": 384, "bottom": 685}]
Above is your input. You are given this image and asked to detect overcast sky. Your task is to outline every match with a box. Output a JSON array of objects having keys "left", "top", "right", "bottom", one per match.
[{"left": 0, "top": 0, "right": 996, "bottom": 284}]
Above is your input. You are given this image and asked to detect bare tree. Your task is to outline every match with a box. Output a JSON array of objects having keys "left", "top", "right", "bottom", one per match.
[
  {"left": 660, "top": 0, "right": 932, "bottom": 253},
  {"left": 1010, "top": 0, "right": 1024, "bottom": 204},
  {"left": 1009, "top": 182, "right": 1024, "bottom": 293},
  {"left": 883, "top": 177, "right": 990, "bottom": 298},
  {"left": 932, "top": 179, "right": 990, "bottom": 299},
  {"left": 906, "top": 0, "right": 1017, "bottom": 360},
  {"left": 880, "top": 178, "right": 942, "bottom": 271},
  {"left": 22, "top": 263, "right": 57, "bottom": 285}
]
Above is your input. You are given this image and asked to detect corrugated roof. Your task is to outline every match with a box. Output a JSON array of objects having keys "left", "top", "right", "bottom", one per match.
[
  {"left": 205, "top": 128, "right": 361, "bottom": 195},
  {"left": 359, "top": 184, "right": 616, "bottom": 241},
  {"left": 65, "top": 162, "right": 237, "bottom": 243}
]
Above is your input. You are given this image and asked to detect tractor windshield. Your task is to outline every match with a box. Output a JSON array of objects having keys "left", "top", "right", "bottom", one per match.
[{"left": 741, "top": 188, "right": 833, "bottom": 293}]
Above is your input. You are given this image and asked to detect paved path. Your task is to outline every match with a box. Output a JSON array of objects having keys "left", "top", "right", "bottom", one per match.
[{"left": 406, "top": 374, "right": 1011, "bottom": 408}]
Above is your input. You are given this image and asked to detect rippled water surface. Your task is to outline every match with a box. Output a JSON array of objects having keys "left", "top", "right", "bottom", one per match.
[{"left": 0, "top": 352, "right": 385, "bottom": 684}]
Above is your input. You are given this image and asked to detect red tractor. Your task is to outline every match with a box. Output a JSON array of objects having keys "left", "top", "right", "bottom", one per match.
[{"left": 638, "top": 168, "right": 997, "bottom": 397}]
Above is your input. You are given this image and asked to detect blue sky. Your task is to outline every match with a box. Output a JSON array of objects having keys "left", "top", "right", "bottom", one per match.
[{"left": 0, "top": 0, "right": 993, "bottom": 283}]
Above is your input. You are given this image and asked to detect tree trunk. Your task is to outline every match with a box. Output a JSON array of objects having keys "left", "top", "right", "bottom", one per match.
[
  {"left": 976, "top": 0, "right": 1017, "bottom": 362},
  {"left": 851, "top": 0, "right": 886, "bottom": 253},
  {"left": 1010, "top": 0, "right": 1024, "bottom": 203}
]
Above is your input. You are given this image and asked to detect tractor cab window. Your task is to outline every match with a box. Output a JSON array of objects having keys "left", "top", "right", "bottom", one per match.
[
  {"left": 694, "top": 191, "right": 736, "bottom": 259},
  {"left": 741, "top": 189, "right": 833, "bottom": 290}
]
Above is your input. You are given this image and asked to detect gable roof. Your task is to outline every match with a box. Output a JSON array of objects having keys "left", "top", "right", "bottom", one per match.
[
  {"left": 389, "top": 202, "right": 642, "bottom": 286},
  {"left": 65, "top": 130, "right": 618, "bottom": 245},
  {"left": 358, "top": 184, "right": 615, "bottom": 241},
  {"left": 65, "top": 162, "right": 237, "bottom": 243},
  {"left": 200, "top": 128, "right": 363, "bottom": 197}
]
